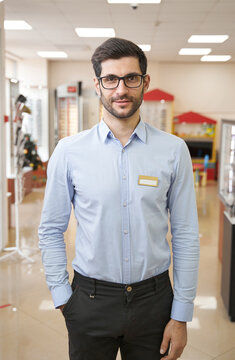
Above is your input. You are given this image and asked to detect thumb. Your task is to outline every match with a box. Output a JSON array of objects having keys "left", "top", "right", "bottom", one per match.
[{"left": 160, "top": 331, "right": 170, "bottom": 355}]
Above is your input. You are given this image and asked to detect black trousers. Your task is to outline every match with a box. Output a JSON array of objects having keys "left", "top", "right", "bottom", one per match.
[{"left": 62, "top": 270, "right": 173, "bottom": 360}]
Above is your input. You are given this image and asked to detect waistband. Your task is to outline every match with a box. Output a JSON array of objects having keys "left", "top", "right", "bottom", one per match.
[{"left": 74, "top": 270, "right": 169, "bottom": 290}]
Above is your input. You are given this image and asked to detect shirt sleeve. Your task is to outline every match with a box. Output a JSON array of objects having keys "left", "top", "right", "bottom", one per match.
[
  {"left": 167, "top": 140, "right": 200, "bottom": 322},
  {"left": 38, "top": 139, "right": 74, "bottom": 308}
]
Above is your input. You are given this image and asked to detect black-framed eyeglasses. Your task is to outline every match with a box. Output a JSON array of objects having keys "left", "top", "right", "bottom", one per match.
[{"left": 97, "top": 73, "right": 146, "bottom": 90}]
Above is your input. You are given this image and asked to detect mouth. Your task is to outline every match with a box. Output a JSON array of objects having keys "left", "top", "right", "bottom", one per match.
[{"left": 113, "top": 98, "right": 132, "bottom": 106}]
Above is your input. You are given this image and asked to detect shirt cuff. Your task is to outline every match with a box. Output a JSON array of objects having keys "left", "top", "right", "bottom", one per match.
[
  {"left": 51, "top": 284, "right": 73, "bottom": 308},
  {"left": 171, "top": 298, "right": 194, "bottom": 322}
]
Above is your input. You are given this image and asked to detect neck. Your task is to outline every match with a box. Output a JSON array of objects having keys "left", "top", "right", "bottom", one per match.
[{"left": 103, "top": 109, "right": 140, "bottom": 146}]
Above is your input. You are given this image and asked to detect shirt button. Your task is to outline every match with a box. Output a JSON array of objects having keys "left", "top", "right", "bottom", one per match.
[
  {"left": 124, "top": 230, "right": 128, "bottom": 234},
  {"left": 125, "top": 258, "right": 129, "bottom": 262},
  {"left": 122, "top": 175, "right": 126, "bottom": 180},
  {"left": 123, "top": 202, "right": 127, "bottom": 207},
  {"left": 126, "top": 286, "right": 132, "bottom": 292},
  {"left": 122, "top": 149, "right": 125, "bottom": 153}
]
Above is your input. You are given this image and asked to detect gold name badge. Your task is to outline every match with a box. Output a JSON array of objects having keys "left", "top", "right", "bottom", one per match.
[{"left": 138, "top": 175, "right": 158, "bottom": 187}]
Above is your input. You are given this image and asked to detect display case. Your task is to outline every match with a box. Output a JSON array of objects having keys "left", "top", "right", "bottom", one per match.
[
  {"left": 55, "top": 82, "right": 83, "bottom": 144},
  {"left": 219, "top": 119, "right": 235, "bottom": 322},
  {"left": 172, "top": 111, "right": 217, "bottom": 180},
  {"left": 141, "top": 88, "right": 174, "bottom": 134},
  {"left": 219, "top": 119, "right": 235, "bottom": 216}
]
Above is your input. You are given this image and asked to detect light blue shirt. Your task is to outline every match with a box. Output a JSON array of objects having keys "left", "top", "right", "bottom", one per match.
[{"left": 38, "top": 119, "right": 199, "bottom": 322}]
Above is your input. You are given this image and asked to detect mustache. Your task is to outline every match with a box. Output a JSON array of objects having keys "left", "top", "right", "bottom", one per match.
[{"left": 111, "top": 95, "right": 133, "bottom": 102}]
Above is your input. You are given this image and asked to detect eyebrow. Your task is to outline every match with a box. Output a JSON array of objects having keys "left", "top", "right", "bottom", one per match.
[{"left": 102, "top": 72, "right": 141, "bottom": 77}]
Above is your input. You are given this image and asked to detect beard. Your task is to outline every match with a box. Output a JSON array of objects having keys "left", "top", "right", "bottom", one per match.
[{"left": 100, "top": 87, "right": 144, "bottom": 119}]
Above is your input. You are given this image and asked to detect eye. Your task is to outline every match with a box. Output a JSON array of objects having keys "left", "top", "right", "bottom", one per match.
[
  {"left": 105, "top": 75, "right": 118, "bottom": 83},
  {"left": 126, "top": 75, "right": 139, "bottom": 82}
]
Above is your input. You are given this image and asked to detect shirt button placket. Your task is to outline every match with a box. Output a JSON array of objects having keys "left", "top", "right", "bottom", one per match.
[{"left": 121, "top": 148, "right": 131, "bottom": 284}]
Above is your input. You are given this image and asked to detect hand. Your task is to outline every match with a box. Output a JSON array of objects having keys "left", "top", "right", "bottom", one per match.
[
  {"left": 160, "top": 319, "right": 187, "bottom": 359},
  {"left": 59, "top": 304, "right": 65, "bottom": 313}
]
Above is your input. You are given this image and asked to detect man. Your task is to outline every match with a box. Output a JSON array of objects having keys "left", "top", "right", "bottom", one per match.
[{"left": 39, "top": 38, "right": 199, "bottom": 360}]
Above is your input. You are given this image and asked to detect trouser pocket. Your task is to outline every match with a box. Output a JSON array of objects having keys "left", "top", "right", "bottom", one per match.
[{"left": 62, "top": 277, "right": 80, "bottom": 316}]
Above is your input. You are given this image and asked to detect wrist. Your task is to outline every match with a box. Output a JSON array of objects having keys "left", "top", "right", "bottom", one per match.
[{"left": 171, "top": 319, "right": 187, "bottom": 326}]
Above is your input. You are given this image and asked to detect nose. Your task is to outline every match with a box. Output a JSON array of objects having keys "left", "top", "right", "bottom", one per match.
[{"left": 116, "top": 78, "right": 128, "bottom": 95}]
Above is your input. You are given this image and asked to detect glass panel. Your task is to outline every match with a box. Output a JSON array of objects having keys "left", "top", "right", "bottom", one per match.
[{"left": 219, "top": 120, "right": 235, "bottom": 218}]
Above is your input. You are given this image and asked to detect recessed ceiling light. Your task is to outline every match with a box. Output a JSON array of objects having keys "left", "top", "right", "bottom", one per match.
[
  {"left": 75, "top": 28, "right": 115, "bottom": 38},
  {"left": 107, "top": 0, "right": 161, "bottom": 3},
  {"left": 4, "top": 20, "right": 32, "bottom": 30},
  {"left": 200, "top": 55, "right": 231, "bottom": 62},
  {"left": 37, "top": 51, "right": 68, "bottom": 59},
  {"left": 188, "top": 35, "right": 229, "bottom": 43},
  {"left": 179, "top": 48, "right": 211, "bottom": 55},
  {"left": 138, "top": 44, "right": 151, "bottom": 52}
]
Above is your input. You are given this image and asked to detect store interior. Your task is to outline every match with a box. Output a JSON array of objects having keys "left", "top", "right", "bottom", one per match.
[{"left": 1, "top": 0, "right": 235, "bottom": 359}]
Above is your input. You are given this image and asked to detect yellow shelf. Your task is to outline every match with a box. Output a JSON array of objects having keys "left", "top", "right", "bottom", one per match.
[
  {"left": 192, "top": 158, "right": 215, "bottom": 164},
  {"left": 177, "top": 135, "right": 214, "bottom": 140}
]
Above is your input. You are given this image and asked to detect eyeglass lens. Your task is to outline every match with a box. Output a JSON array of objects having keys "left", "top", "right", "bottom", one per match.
[{"left": 101, "top": 75, "right": 143, "bottom": 89}]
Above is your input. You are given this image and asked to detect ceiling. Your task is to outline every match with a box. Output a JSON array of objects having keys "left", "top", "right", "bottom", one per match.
[{"left": 3, "top": 0, "right": 235, "bottom": 63}]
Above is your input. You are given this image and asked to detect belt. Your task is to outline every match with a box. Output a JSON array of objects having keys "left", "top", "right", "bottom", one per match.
[{"left": 73, "top": 270, "right": 169, "bottom": 301}]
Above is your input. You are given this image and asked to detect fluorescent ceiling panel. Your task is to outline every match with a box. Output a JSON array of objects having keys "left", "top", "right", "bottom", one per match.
[
  {"left": 138, "top": 44, "right": 151, "bottom": 51},
  {"left": 4, "top": 20, "right": 32, "bottom": 30},
  {"left": 75, "top": 28, "right": 115, "bottom": 37},
  {"left": 107, "top": 0, "right": 161, "bottom": 3},
  {"left": 179, "top": 48, "right": 211, "bottom": 55},
  {"left": 37, "top": 51, "right": 68, "bottom": 59},
  {"left": 188, "top": 35, "right": 229, "bottom": 43},
  {"left": 200, "top": 55, "right": 231, "bottom": 62}
]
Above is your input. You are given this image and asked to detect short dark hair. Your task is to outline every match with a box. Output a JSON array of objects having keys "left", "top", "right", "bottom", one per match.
[{"left": 91, "top": 37, "right": 147, "bottom": 77}]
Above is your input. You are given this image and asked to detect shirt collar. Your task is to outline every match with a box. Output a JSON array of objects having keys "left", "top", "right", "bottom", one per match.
[
  {"left": 98, "top": 118, "right": 147, "bottom": 144},
  {"left": 99, "top": 119, "right": 112, "bottom": 143},
  {"left": 133, "top": 119, "right": 146, "bottom": 143}
]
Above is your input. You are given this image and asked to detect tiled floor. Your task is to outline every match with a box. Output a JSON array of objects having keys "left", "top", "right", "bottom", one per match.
[{"left": 0, "top": 182, "right": 235, "bottom": 360}]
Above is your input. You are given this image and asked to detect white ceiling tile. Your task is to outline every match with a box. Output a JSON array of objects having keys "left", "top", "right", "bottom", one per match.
[
  {"left": 163, "top": 0, "right": 215, "bottom": 2},
  {"left": 108, "top": 3, "right": 161, "bottom": 13},
  {"left": 55, "top": 2, "right": 109, "bottom": 13},
  {"left": 159, "top": 12, "right": 206, "bottom": 23},
  {"left": 161, "top": 1, "right": 215, "bottom": 13},
  {"left": 3, "top": 0, "right": 235, "bottom": 62},
  {"left": 5, "top": 2, "right": 60, "bottom": 14},
  {"left": 212, "top": 2, "right": 235, "bottom": 13}
]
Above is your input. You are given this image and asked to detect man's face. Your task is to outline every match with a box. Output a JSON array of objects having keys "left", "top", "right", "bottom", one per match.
[{"left": 94, "top": 57, "right": 150, "bottom": 120}]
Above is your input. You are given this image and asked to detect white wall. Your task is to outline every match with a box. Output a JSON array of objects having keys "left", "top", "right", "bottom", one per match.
[
  {"left": 151, "top": 62, "right": 235, "bottom": 115},
  {"left": 18, "top": 58, "right": 48, "bottom": 87},
  {"left": 48, "top": 59, "right": 235, "bottom": 120},
  {"left": 5, "top": 57, "right": 48, "bottom": 87},
  {"left": 48, "top": 60, "right": 94, "bottom": 89},
  {"left": 0, "top": 2, "right": 7, "bottom": 250},
  {"left": 49, "top": 59, "right": 235, "bottom": 150},
  {"left": 5, "top": 57, "right": 17, "bottom": 79},
  {"left": 149, "top": 61, "right": 235, "bottom": 148}
]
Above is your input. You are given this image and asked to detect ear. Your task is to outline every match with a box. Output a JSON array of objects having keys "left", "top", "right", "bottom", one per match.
[
  {"left": 143, "top": 74, "right": 150, "bottom": 94},
  {"left": 94, "top": 77, "right": 101, "bottom": 96}
]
